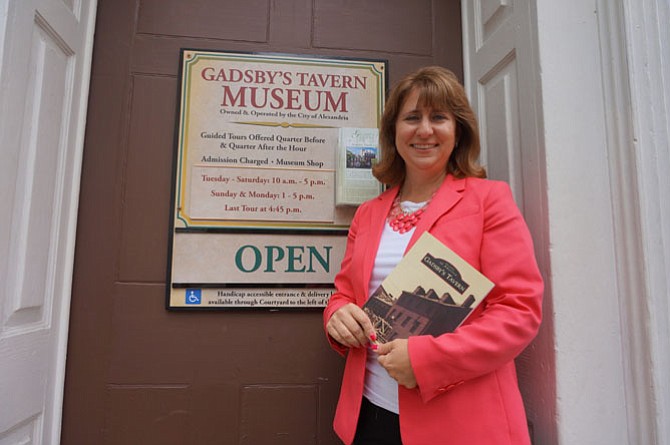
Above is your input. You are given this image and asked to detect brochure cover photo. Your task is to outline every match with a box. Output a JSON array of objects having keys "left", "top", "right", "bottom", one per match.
[{"left": 363, "top": 232, "right": 495, "bottom": 343}]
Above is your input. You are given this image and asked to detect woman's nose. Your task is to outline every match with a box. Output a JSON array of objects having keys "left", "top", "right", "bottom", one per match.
[{"left": 417, "top": 117, "right": 433, "bottom": 136}]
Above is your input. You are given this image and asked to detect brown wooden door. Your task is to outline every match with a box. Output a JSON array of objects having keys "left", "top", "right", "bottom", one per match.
[{"left": 62, "top": 1, "right": 462, "bottom": 443}]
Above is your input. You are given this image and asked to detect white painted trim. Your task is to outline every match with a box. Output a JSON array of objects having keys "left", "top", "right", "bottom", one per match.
[
  {"left": 620, "top": 0, "right": 670, "bottom": 442},
  {"left": 535, "top": 0, "right": 635, "bottom": 443},
  {"left": 47, "top": 0, "right": 98, "bottom": 443},
  {"left": 0, "top": 2, "right": 9, "bottom": 69},
  {"left": 461, "top": 2, "right": 557, "bottom": 444},
  {"left": 596, "top": 1, "right": 657, "bottom": 443},
  {"left": 460, "top": 1, "right": 472, "bottom": 100}
]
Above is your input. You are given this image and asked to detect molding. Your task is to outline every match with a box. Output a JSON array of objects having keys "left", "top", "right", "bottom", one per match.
[
  {"left": 596, "top": 0, "right": 657, "bottom": 443},
  {"left": 48, "top": 0, "right": 99, "bottom": 443},
  {"left": 461, "top": 2, "right": 557, "bottom": 444},
  {"left": 620, "top": 0, "right": 670, "bottom": 442}
]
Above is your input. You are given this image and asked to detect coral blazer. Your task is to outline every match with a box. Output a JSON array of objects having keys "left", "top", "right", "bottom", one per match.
[{"left": 323, "top": 175, "right": 543, "bottom": 445}]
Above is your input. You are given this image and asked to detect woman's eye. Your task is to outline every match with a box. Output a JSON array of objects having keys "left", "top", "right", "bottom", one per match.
[{"left": 432, "top": 114, "right": 448, "bottom": 121}]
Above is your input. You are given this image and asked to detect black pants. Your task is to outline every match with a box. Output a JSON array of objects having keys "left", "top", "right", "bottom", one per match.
[{"left": 353, "top": 397, "right": 402, "bottom": 445}]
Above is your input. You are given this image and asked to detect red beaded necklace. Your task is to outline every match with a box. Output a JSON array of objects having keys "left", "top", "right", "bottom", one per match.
[{"left": 388, "top": 195, "right": 432, "bottom": 233}]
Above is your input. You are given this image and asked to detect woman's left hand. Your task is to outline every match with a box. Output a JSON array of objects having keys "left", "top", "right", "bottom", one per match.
[{"left": 376, "top": 339, "right": 417, "bottom": 389}]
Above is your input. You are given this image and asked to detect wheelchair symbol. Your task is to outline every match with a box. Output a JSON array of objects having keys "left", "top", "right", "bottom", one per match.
[{"left": 185, "top": 289, "right": 202, "bottom": 305}]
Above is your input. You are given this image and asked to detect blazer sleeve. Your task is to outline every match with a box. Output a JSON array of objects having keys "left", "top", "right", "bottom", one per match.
[
  {"left": 408, "top": 181, "right": 543, "bottom": 403},
  {"left": 323, "top": 201, "right": 366, "bottom": 356}
]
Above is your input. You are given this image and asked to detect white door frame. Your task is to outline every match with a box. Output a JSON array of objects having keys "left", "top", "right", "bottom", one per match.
[
  {"left": 619, "top": 0, "right": 670, "bottom": 441},
  {"left": 0, "top": 1, "right": 97, "bottom": 444}
]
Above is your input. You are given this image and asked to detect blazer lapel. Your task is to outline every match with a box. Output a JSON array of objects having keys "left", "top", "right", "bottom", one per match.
[{"left": 408, "top": 175, "right": 465, "bottom": 250}]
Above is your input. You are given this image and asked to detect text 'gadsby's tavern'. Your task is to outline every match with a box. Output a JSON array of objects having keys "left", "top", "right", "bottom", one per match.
[{"left": 200, "top": 67, "right": 368, "bottom": 113}]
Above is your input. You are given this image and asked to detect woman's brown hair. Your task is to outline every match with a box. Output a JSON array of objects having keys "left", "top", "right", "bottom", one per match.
[{"left": 372, "top": 66, "right": 486, "bottom": 186}]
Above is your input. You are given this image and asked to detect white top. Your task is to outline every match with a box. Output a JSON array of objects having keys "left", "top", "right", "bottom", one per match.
[{"left": 363, "top": 200, "right": 425, "bottom": 414}]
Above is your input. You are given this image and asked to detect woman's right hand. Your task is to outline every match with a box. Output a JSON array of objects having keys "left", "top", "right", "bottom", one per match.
[{"left": 326, "top": 303, "right": 375, "bottom": 349}]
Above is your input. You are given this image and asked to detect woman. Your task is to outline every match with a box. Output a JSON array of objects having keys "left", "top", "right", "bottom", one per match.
[{"left": 323, "top": 66, "right": 543, "bottom": 445}]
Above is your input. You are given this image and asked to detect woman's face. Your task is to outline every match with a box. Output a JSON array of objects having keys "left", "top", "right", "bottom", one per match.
[{"left": 395, "top": 88, "right": 456, "bottom": 181}]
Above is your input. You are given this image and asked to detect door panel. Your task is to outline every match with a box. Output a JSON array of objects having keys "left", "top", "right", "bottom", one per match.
[
  {"left": 63, "top": 1, "right": 463, "bottom": 443},
  {"left": 463, "top": 0, "right": 554, "bottom": 443}
]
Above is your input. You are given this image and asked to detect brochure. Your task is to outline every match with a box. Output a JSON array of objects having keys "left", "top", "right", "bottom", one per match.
[
  {"left": 364, "top": 232, "right": 494, "bottom": 342},
  {"left": 335, "top": 127, "right": 383, "bottom": 206}
]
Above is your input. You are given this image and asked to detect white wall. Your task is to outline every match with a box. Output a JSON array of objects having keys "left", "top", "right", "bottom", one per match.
[
  {"left": 536, "top": 0, "right": 670, "bottom": 443},
  {"left": 536, "top": 1, "right": 629, "bottom": 442},
  {"left": 622, "top": 0, "right": 670, "bottom": 441}
]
